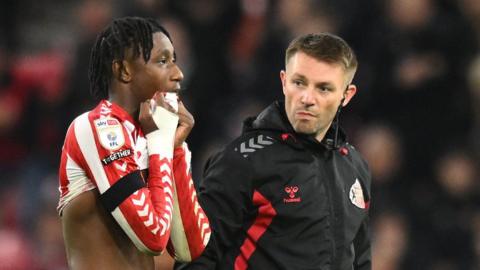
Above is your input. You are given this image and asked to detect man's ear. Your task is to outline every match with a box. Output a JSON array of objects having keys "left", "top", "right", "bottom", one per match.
[
  {"left": 280, "top": 70, "right": 287, "bottom": 95},
  {"left": 112, "top": 60, "right": 132, "bottom": 83},
  {"left": 341, "top": 84, "right": 357, "bottom": 107}
]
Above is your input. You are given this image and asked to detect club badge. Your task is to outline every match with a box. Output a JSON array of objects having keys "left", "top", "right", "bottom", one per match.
[{"left": 349, "top": 178, "right": 366, "bottom": 209}]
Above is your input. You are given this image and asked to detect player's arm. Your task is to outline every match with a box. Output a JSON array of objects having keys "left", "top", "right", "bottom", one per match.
[
  {"left": 167, "top": 143, "right": 210, "bottom": 262},
  {"left": 165, "top": 101, "right": 210, "bottom": 262},
  {"left": 75, "top": 99, "right": 179, "bottom": 255}
]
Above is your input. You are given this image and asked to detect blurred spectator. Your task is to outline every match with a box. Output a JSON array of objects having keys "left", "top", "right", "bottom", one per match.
[
  {"left": 61, "top": 0, "right": 114, "bottom": 129},
  {"left": 171, "top": 0, "right": 241, "bottom": 170},
  {"left": 412, "top": 149, "right": 478, "bottom": 269},
  {"left": 471, "top": 212, "right": 480, "bottom": 269},
  {"left": 0, "top": 49, "right": 68, "bottom": 174},
  {"left": 228, "top": 0, "right": 268, "bottom": 93},
  {"left": 0, "top": 183, "right": 35, "bottom": 269},
  {"left": 241, "top": 0, "right": 339, "bottom": 107},
  {"left": 361, "top": 0, "right": 475, "bottom": 180},
  {"left": 468, "top": 55, "right": 480, "bottom": 158},
  {"left": 356, "top": 123, "right": 406, "bottom": 218},
  {"left": 121, "top": 0, "right": 170, "bottom": 18},
  {"left": 460, "top": 0, "right": 480, "bottom": 40},
  {"left": 161, "top": 17, "right": 195, "bottom": 87},
  {"left": 0, "top": 46, "right": 27, "bottom": 171},
  {"left": 0, "top": 0, "right": 19, "bottom": 52},
  {"left": 372, "top": 212, "right": 410, "bottom": 270},
  {"left": 0, "top": 229, "right": 34, "bottom": 270}
]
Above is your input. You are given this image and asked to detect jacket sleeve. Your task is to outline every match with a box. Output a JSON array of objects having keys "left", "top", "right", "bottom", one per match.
[
  {"left": 353, "top": 216, "right": 371, "bottom": 270},
  {"left": 353, "top": 153, "right": 372, "bottom": 270},
  {"left": 167, "top": 143, "right": 211, "bottom": 262},
  {"left": 178, "top": 146, "right": 254, "bottom": 269}
]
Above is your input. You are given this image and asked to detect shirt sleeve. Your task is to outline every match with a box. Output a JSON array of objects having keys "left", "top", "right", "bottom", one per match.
[
  {"left": 71, "top": 112, "right": 176, "bottom": 255},
  {"left": 166, "top": 143, "right": 211, "bottom": 262}
]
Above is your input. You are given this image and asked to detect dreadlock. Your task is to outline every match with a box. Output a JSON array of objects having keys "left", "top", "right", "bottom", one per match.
[{"left": 88, "top": 17, "right": 172, "bottom": 100}]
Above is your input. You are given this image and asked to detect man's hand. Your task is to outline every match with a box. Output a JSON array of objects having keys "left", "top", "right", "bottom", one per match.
[
  {"left": 139, "top": 91, "right": 176, "bottom": 135},
  {"left": 174, "top": 101, "right": 194, "bottom": 148},
  {"left": 138, "top": 100, "right": 158, "bottom": 135}
]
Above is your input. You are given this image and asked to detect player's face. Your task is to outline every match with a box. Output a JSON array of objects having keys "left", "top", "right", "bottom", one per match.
[
  {"left": 130, "top": 32, "right": 183, "bottom": 102},
  {"left": 280, "top": 52, "right": 356, "bottom": 141}
]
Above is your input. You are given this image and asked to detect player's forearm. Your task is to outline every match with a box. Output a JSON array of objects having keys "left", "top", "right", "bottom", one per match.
[
  {"left": 169, "top": 143, "right": 211, "bottom": 261},
  {"left": 145, "top": 104, "right": 178, "bottom": 214},
  {"left": 110, "top": 137, "right": 175, "bottom": 254},
  {"left": 111, "top": 106, "right": 178, "bottom": 254}
]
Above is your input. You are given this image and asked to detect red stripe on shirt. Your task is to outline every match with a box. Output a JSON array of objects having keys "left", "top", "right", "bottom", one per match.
[
  {"left": 59, "top": 120, "right": 94, "bottom": 197},
  {"left": 234, "top": 190, "right": 277, "bottom": 270},
  {"left": 172, "top": 146, "right": 210, "bottom": 259}
]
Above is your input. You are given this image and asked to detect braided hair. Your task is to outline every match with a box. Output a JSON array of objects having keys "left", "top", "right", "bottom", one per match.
[{"left": 88, "top": 17, "right": 171, "bottom": 100}]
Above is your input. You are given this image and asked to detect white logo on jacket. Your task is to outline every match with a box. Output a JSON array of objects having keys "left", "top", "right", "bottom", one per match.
[{"left": 349, "top": 179, "right": 366, "bottom": 209}]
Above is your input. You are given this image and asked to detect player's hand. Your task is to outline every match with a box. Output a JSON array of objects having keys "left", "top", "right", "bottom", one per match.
[
  {"left": 138, "top": 99, "right": 158, "bottom": 135},
  {"left": 153, "top": 91, "right": 176, "bottom": 113},
  {"left": 174, "top": 101, "right": 194, "bottom": 148},
  {"left": 138, "top": 91, "right": 176, "bottom": 135}
]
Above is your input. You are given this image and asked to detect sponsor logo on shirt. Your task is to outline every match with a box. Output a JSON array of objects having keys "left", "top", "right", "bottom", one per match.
[
  {"left": 284, "top": 186, "right": 301, "bottom": 203},
  {"left": 95, "top": 118, "right": 119, "bottom": 127},
  {"left": 94, "top": 117, "right": 125, "bottom": 150},
  {"left": 102, "top": 149, "right": 132, "bottom": 165}
]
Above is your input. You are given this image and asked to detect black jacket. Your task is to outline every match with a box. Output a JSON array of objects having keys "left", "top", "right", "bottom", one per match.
[{"left": 180, "top": 101, "right": 371, "bottom": 270}]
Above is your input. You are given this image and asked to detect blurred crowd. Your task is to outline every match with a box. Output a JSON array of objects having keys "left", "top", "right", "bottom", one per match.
[{"left": 0, "top": 0, "right": 479, "bottom": 269}]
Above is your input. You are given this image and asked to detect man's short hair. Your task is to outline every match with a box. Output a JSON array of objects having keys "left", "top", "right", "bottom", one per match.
[{"left": 285, "top": 33, "right": 358, "bottom": 84}]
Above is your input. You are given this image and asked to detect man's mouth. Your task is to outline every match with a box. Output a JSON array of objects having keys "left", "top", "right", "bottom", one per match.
[{"left": 296, "top": 111, "right": 315, "bottom": 118}]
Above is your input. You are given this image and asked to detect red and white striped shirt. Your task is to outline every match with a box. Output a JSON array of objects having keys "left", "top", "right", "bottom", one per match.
[{"left": 58, "top": 100, "right": 210, "bottom": 260}]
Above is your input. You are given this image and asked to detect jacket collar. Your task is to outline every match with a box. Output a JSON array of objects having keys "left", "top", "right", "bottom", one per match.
[{"left": 243, "top": 101, "right": 347, "bottom": 151}]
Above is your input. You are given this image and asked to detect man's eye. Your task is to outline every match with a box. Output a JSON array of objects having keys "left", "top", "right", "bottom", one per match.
[
  {"left": 293, "top": 80, "right": 304, "bottom": 86},
  {"left": 317, "top": 85, "right": 333, "bottom": 92},
  {"left": 158, "top": 59, "right": 167, "bottom": 64}
]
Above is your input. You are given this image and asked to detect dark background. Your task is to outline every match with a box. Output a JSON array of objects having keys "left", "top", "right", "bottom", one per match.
[{"left": 0, "top": 0, "right": 479, "bottom": 269}]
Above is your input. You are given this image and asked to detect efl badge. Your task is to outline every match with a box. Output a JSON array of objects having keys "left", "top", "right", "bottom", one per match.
[
  {"left": 94, "top": 118, "right": 125, "bottom": 151},
  {"left": 349, "top": 179, "right": 366, "bottom": 209}
]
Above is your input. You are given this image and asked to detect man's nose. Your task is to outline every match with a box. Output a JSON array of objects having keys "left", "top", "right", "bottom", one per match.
[
  {"left": 171, "top": 64, "right": 184, "bottom": 83},
  {"left": 300, "top": 88, "right": 315, "bottom": 106}
]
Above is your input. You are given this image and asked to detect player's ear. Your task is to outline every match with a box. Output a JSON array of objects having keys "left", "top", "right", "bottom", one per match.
[{"left": 112, "top": 60, "right": 132, "bottom": 83}]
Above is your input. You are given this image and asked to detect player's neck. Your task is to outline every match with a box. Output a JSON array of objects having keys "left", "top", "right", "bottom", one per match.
[{"left": 108, "top": 88, "right": 138, "bottom": 120}]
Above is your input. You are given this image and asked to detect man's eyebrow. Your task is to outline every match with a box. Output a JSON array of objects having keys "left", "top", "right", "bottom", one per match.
[
  {"left": 156, "top": 48, "right": 173, "bottom": 56},
  {"left": 291, "top": 73, "right": 336, "bottom": 89},
  {"left": 315, "top": 82, "right": 336, "bottom": 89},
  {"left": 291, "top": 73, "right": 307, "bottom": 80}
]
